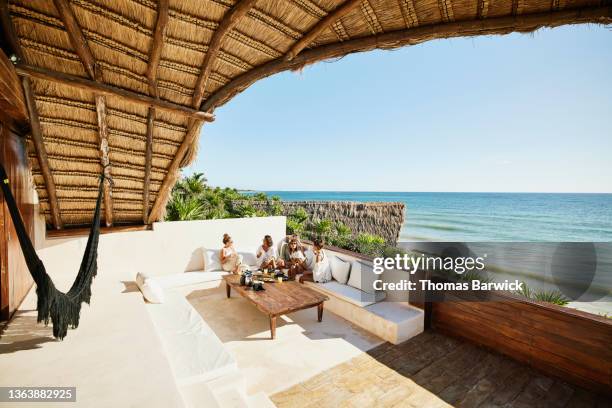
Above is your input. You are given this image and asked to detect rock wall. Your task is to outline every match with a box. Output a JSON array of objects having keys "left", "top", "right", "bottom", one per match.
[{"left": 240, "top": 201, "right": 405, "bottom": 245}]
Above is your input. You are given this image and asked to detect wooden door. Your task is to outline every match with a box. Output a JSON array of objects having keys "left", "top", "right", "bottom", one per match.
[
  {"left": 0, "top": 122, "right": 8, "bottom": 320},
  {"left": 0, "top": 121, "right": 35, "bottom": 321}
]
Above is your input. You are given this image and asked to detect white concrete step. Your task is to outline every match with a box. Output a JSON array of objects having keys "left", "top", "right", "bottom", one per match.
[
  {"left": 246, "top": 392, "right": 276, "bottom": 408},
  {"left": 212, "top": 387, "right": 250, "bottom": 408},
  {"left": 206, "top": 369, "right": 247, "bottom": 395}
]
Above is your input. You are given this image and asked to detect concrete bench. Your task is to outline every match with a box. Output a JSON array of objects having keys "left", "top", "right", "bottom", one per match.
[
  {"left": 304, "top": 280, "right": 424, "bottom": 345},
  {"left": 146, "top": 278, "right": 274, "bottom": 407}
]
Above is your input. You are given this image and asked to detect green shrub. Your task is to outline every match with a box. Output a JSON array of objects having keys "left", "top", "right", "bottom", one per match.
[
  {"left": 353, "top": 233, "right": 386, "bottom": 257},
  {"left": 515, "top": 282, "right": 569, "bottom": 306},
  {"left": 286, "top": 219, "right": 304, "bottom": 235}
]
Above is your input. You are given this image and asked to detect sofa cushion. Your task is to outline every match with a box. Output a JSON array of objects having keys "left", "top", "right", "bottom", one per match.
[
  {"left": 136, "top": 272, "right": 165, "bottom": 303},
  {"left": 147, "top": 292, "right": 237, "bottom": 386},
  {"left": 347, "top": 261, "right": 378, "bottom": 295},
  {"left": 202, "top": 248, "right": 221, "bottom": 272},
  {"left": 315, "top": 281, "right": 384, "bottom": 307},
  {"left": 330, "top": 256, "right": 351, "bottom": 284},
  {"left": 152, "top": 272, "right": 228, "bottom": 289},
  {"left": 237, "top": 251, "right": 257, "bottom": 267}
]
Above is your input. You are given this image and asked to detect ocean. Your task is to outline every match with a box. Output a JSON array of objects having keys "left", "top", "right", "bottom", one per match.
[
  {"left": 262, "top": 191, "right": 612, "bottom": 242},
  {"left": 263, "top": 191, "right": 612, "bottom": 314}
]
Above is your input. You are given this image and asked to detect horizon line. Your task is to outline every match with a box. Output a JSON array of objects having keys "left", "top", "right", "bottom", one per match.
[{"left": 227, "top": 189, "right": 612, "bottom": 194}]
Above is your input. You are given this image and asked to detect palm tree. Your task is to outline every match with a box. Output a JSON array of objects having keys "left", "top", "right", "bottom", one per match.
[{"left": 166, "top": 195, "right": 206, "bottom": 221}]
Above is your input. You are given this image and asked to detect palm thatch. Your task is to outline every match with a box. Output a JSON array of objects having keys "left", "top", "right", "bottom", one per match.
[{"left": 1, "top": 0, "right": 610, "bottom": 230}]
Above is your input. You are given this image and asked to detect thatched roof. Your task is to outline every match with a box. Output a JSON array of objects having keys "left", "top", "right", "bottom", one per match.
[{"left": 1, "top": 0, "right": 609, "bottom": 231}]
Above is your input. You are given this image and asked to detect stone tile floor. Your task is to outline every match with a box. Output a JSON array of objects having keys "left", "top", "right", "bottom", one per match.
[{"left": 271, "top": 331, "right": 609, "bottom": 408}]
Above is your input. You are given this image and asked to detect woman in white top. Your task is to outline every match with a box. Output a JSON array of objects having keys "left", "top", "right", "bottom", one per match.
[
  {"left": 220, "top": 234, "right": 242, "bottom": 273},
  {"left": 256, "top": 235, "right": 285, "bottom": 269},
  {"left": 300, "top": 238, "right": 330, "bottom": 283}
]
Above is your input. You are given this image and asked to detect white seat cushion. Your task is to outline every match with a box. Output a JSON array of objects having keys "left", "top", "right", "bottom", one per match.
[
  {"left": 147, "top": 292, "right": 237, "bottom": 386},
  {"left": 316, "top": 281, "right": 385, "bottom": 307},
  {"left": 151, "top": 271, "right": 228, "bottom": 290}
]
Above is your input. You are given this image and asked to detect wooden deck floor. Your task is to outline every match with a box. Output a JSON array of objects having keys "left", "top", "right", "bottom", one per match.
[{"left": 271, "top": 331, "right": 609, "bottom": 408}]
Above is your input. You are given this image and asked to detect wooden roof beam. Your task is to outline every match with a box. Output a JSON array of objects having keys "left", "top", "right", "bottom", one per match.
[
  {"left": 15, "top": 65, "right": 215, "bottom": 122},
  {"left": 147, "top": 0, "right": 255, "bottom": 223},
  {"left": 146, "top": 0, "right": 169, "bottom": 98},
  {"left": 143, "top": 0, "right": 169, "bottom": 224},
  {"left": 203, "top": 5, "right": 612, "bottom": 112},
  {"left": 0, "top": 0, "right": 63, "bottom": 229},
  {"left": 285, "top": 0, "right": 363, "bottom": 61},
  {"left": 53, "top": 0, "right": 113, "bottom": 226},
  {"left": 146, "top": 120, "right": 203, "bottom": 224},
  {"left": 192, "top": 0, "right": 258, "bottom": 108},
  {"left": 52, "top": 0, "right": 100, "bottom": 80}
]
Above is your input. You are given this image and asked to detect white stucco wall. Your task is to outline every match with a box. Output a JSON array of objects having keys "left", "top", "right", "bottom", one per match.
[{"left": 36, "top": 216, "right": 287, "bottom": 283}]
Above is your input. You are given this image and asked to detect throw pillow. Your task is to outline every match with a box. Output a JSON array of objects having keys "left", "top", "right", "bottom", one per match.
[
  {"left": 201, "top": 248, "right": 221, "bottom": 271},
  {"left": 330, "top": 256, "right": 351, "bottom": 284}
]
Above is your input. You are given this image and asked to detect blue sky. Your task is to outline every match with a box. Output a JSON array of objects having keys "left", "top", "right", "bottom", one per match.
[{"left": 186, "top": 25, "right": 612, "bottom": 193}]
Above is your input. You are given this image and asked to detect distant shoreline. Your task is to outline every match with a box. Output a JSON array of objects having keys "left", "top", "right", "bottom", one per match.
[{"left": 261, "top": 191, "right": 612, "bottom": 242}]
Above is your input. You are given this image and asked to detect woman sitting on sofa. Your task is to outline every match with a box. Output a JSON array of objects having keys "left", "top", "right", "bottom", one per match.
[
  {"left": 220, "top": 234, "right": 243, "bottom": 274},
  {"left": 286, "top": 238, "right": 307, "bottom": 279},
  {"left": 281, "top": 234, "right": 305, "bottom": 263},
  {"left": 256, "top": 235, "right": 285, "bottom": 269},
  {"left": 300, "top": 238, "right": 329, "bottom": 283}
]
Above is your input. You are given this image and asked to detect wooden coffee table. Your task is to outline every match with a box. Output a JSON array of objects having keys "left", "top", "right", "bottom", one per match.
[{"left": 223, "top": 274, "right": 328, "bottom": 339}]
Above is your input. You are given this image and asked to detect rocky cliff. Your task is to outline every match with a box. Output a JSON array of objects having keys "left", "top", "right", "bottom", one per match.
[{"left": 241, "top": 201, "right": 405, "bottom": 245}]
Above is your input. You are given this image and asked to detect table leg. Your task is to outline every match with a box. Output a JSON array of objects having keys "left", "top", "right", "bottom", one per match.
[
  {"left": 317, "top": 303, "right": 324, "bottom": 322},
  {"left": 269, "top": 316, "right": 277, "bottom": 339},
  {"left": 226, "top": 283, "right": 231, "bottom": 298}
]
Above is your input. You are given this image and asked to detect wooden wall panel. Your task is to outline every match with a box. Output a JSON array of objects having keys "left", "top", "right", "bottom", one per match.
[
  {"left": 0, "top": 48, "right": 27, "bottom": 125},
  {"left": 0, "top": 121, "right": 36, "bottom": 321},
  {"left": 431, "top": 294, "right": 612, "bottom": 396}
]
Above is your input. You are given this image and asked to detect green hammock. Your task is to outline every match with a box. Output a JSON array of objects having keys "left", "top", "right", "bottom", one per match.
[{"left": 0, "top": 163, "right": 104, "bottom": 340}]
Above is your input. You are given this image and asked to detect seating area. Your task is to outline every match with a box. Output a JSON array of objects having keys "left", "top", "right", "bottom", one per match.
[
  {"left": 1, "top": 217, "right": 609, "bottom": 407},
  {"left": 130, "top": 235, "right": 425, "bottom": 405}
]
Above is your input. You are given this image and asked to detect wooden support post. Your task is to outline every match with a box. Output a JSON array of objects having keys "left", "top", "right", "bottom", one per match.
[
  {"left": 94, "top": 95, "right": 113, "bottom": 226},
  {"left": 143, "top": 0, "right": 169, "bottom": 223},
  {"left": 142, "top": 109, "right": 154, "bottom": 223}
]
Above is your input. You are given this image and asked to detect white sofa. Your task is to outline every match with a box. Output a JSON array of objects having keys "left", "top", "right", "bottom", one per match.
[
  {"left": 304, "top": 250, "right": 424, "bottom": 345},
  {"left": 144, "top": 268, "right": 274, "bottom": 408}
]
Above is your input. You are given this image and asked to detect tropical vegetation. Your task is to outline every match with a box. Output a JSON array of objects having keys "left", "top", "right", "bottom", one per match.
[{"left": 165, "top": 173, "right": 402, "bottom": 257}]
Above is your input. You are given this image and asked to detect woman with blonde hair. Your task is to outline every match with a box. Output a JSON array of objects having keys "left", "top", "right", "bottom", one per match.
[
  {"left": 256, "top": 235, "right": 285, "bottom": 269},
  {"left": 220, "top": 234, "right": 243, "bottom": 273}
]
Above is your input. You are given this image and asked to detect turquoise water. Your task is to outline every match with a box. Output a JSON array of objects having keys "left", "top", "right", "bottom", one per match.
[{"left": 262, "top": 192, "right": 612, "bottom": 242}]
